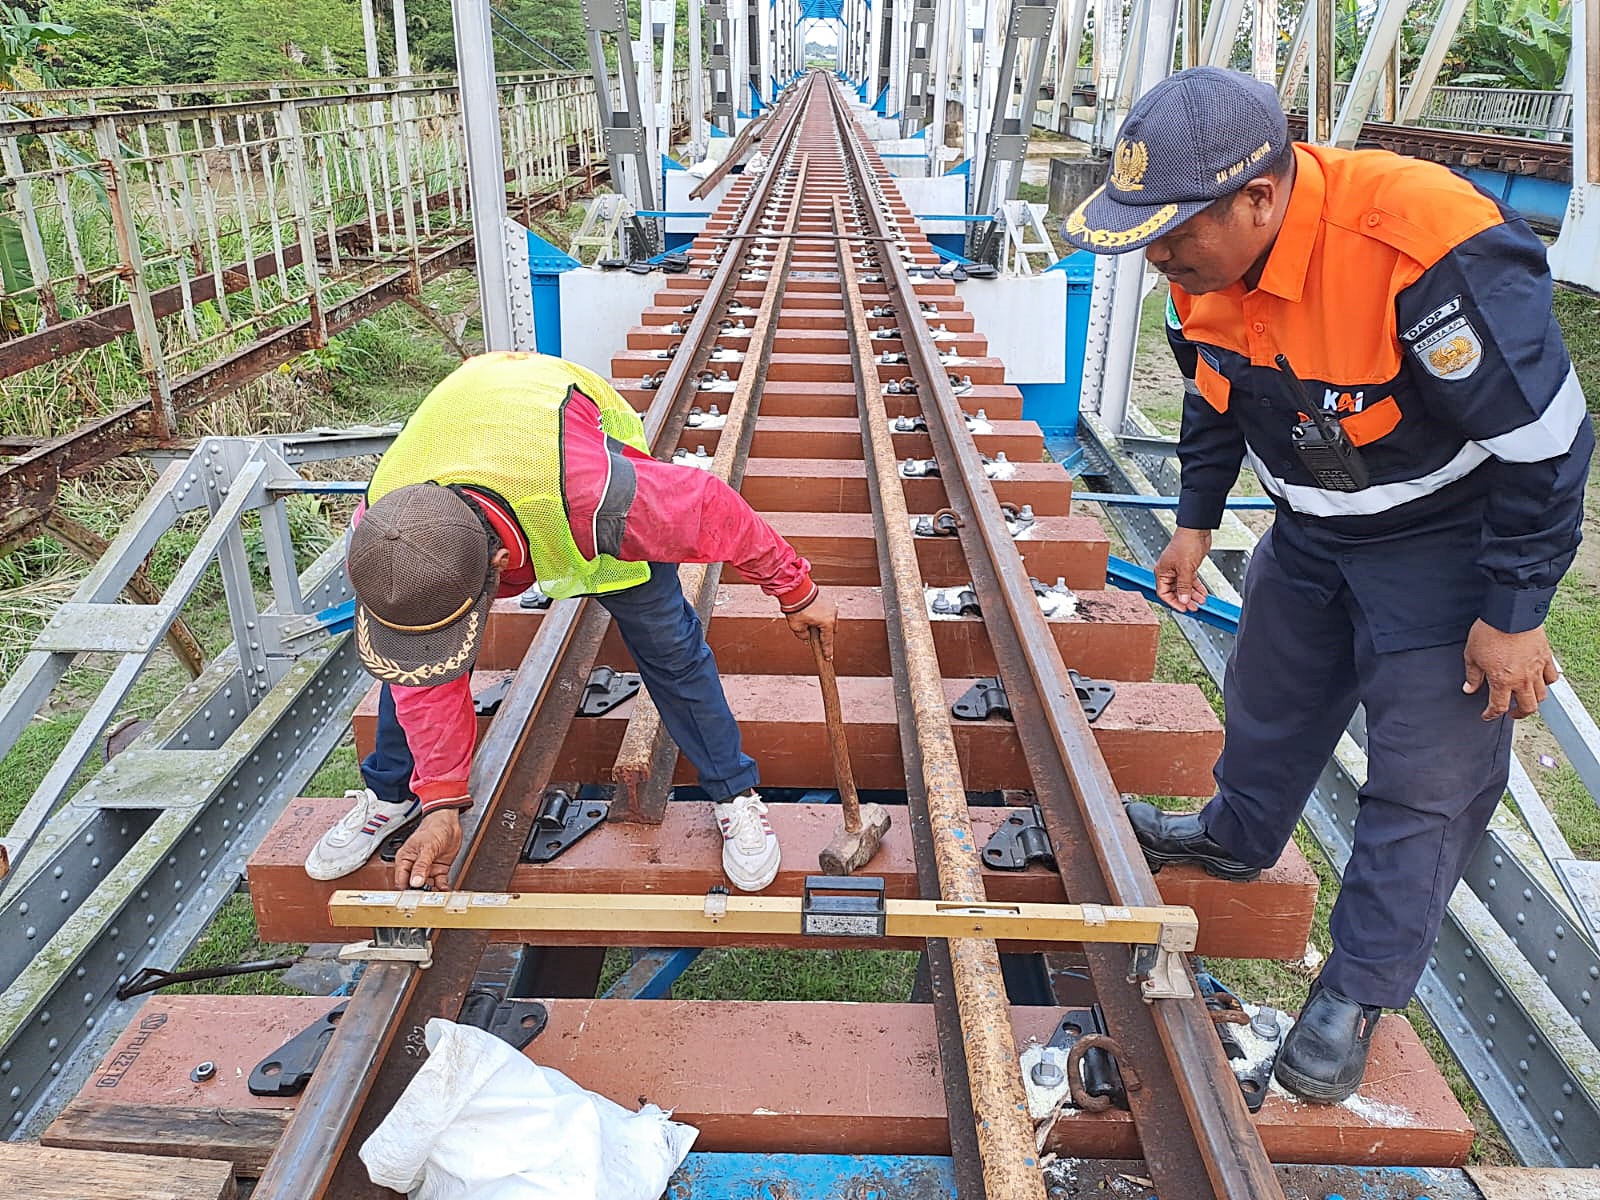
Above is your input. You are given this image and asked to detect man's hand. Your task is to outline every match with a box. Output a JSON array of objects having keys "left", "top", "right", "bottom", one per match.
[
  {"left": 1463, "top": 619, "right": 1560, "bottom": 721},
  {"left": 394, "top": 808, "right": 464, "bottom": 890},
  {"left": 1154, "top": 527, "right": 1213, "bottom": 612},
  {"left": 785, "top": 592, "right": 838, "bottom": 661}
]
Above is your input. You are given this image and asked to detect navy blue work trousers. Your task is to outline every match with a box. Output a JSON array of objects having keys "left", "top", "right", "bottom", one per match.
[
  {"left": 362, "top": 562, "right": 759, "bottom": 806},
  {"left": 1198, "top": 529, "right": 1512, "bottom": 1010}
]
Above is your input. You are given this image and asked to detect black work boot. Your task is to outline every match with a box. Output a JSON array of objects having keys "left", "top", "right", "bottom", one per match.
[
  {"left": 1123, "top": 801, "right": 1260, "bottom": 881},
  {"left": 1274, "top": 982, "right": 1382, "bottom": 1103}
]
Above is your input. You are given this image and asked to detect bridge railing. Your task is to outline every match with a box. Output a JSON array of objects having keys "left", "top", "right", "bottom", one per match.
[
  {"left": 1037, "top": 76, "right": 1571, "bottom": 143},
  {"left": 0, "top": 70, "right": 573, "bottom": 116},
  {"left": 1285, "top": 80, "right": 1573, "bottom": 139},
  {"left": 0, "top": 69, "right": 690, "bottom": 550}
]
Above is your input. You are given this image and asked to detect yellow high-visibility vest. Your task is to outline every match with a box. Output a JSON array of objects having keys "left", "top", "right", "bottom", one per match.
[{"left": 369, "top": 352, "right": 652, "bottom": 599}]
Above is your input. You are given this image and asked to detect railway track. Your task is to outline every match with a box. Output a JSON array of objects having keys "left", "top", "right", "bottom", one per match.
[
  {"left": 1285, "top": 114, "right": 1574, "bottom": 180},
  {"left": 247, "top": 71, "right": 1279, "bottom": 1199}
]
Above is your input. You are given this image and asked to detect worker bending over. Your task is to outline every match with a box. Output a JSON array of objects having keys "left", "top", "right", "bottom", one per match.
[
  {"left": 1064, "top": 68, "right": 1591, "bottom": 1102},
  {"left": 304, "top": 351, "right": 837, "bottom": 893}
]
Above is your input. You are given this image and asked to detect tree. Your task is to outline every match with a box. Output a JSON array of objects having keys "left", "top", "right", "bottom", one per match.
[
  {"left": 1, "top": 3, "right": 77, "bottom": 90},
  {"left": 210, "top": 0, "right": 364, "bottom": 79},
  {"left": 1446, "top": 0, "right": 1570, "bottom": 89},
  {"left": 45, "top": 0, "right": 214, "bottom": 87}
]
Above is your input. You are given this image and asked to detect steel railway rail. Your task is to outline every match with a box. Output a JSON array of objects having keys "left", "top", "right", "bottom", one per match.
[
  {"left": 1284, "top": 114, "right": 1574, "bottom": 179},
  {"left": 252, "top": 71, "right": 1276, "bottom": 1199}
]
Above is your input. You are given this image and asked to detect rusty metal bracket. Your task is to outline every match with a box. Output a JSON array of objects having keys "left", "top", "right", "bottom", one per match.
[
  {"left": 1000, "top": 502, "right": 1036, "bottom": 537},
  {"left": 1067, "top": 1034, "right": 1142, "bottom": 1113},
  {"left": 931, "top": 583, "right": 981, "bottom": 617},
  {"left": 1202, "top": 984, "right": 1279, "bottom": 1113},
  {"left": 473, "top": 676, "right": 514, "bottom": 718},
  {"left": 375, "top": 811, "right": 426, "bottom": 865},
  {"left": 520, "top": 787, "right": 609, "bottom": 863},
  {"left": 913, "top": 508, "right": 964, "bottom": 537},
  {"left": 578, "top": 667, "right": 641, "bottom": 716},
  {"left": 1044, "top": 1005, "right": 1127, "bottom": 1111},
  {"left": 954, "top": 672, "right": 1114, "bottom": 724},
  {"left": 518, "top": 586, "right": 553, "bottom": 610},
  {"left": 982, "top": 804, "right": 1056, "bottom": 872}
]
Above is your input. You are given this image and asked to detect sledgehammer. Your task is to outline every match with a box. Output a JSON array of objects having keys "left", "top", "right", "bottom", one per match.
[{"left": 809, "top": 627, "right": 892, "bottom": 874}]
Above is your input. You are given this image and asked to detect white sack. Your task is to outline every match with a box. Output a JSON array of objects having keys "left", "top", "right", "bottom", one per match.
[{"left": 360, "top": 1018, "right": 697, "bottom": 1200}]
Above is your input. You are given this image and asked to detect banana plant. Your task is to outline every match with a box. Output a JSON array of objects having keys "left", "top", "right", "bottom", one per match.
[
  {"left": 1, "top": 4, "right": 77, "bottom": 92},
  {"left": 1448, "top": 0, "right": 1571, "bottom": 89}
]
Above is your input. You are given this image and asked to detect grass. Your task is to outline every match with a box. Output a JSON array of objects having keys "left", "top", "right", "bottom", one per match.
[
  {"left": 0, "top": 716, "right": 81, "bottom": 836},
  {"left": 163, "top": 894, "right": 305, "bottom": 997},
  {"left": 661, "top": 949, "right": 918, "bottom": 1002}
]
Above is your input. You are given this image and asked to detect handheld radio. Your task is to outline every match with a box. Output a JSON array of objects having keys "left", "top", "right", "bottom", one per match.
[{"left": 1276, "top": 354, "right": 1370, "bottom": 492}]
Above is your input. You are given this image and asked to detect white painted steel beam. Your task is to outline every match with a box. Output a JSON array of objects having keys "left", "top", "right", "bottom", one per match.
[
  {"left": 452, "top": 0, "right": 515, "bottom": 350},
  {"left": 1399, "top": 0, "right": 1471, "bottom": 123},
  {"left": 1083, "top": 0, "right": 1180, "bottom": 434},
  {"left": 689, "top": 0, "right": 707, "bottom": 155},
  {"left": 927, "top": 0, "right": 955, "bottom": 172},
  {"left": 1200, "top": 0, "right": 1247, "bottom": 67},
  {"left": 1251, "top": 0, "right": 1275, "bottom": 82},
  {"left": 1278, "top": 0, "right": 1313, "bottom": 105},
  {"left": 1552, "top": 0, "right": 1600, "bottom": 289},
  {"left": 1331, "top": 0, "right": 1409, "bottom": 146}
]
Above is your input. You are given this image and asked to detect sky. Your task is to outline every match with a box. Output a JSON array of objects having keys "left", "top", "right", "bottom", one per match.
[{"left": 801, "top": 20, "right": 841, "bottom": 49}]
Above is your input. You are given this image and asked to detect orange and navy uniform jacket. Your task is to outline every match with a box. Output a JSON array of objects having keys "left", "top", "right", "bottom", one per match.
[{"left": 1171, "top": 143, "right": 1592, "bottom": 651}]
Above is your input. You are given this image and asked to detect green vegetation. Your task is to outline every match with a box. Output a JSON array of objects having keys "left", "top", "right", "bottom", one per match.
[
  {"left": 0, "top": 3, "right": 75, "bottom": 89},
  {"left": 1449, "top": 0, "right": 1572, "bottom": 89},
  {"left": 6, "top": 0, "right": 698, "bottom": 88},
  {"left": 598, "top": 948, "right": 921, "bottom": 1003},
  {"left": 0, "top": 268, "right": 479, "bottom": 840},
  {"left": 164, "top": 894, "right": 305, "bottom": 996},
  {"left": 47, "top": 0, "right": 367, "bottom": 85}
]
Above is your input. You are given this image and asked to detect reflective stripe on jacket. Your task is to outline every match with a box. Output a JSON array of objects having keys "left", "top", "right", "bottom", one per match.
[{"left": 1171, "top": 143, "right": 1592, "bottom": 641}]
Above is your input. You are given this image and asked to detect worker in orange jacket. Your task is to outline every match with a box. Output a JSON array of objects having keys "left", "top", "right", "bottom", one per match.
[{"left": 1064, "top": 68, "right": 1591, "bottom": 1102}]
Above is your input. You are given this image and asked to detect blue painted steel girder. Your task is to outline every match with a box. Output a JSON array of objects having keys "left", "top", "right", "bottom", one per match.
[
  {"left": 798, "top": 0, "right": 846, "bottom": 18},
  {"left": 662, "top": 1155, "right": 1495, "bottom": 1198}
]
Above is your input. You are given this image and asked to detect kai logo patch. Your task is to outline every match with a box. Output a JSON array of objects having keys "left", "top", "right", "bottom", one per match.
[
  {"left": 1110, "top": 139, "right": 1149, "bottom": 192},
  {"left": 1412, "top": 316, "right": 1483, "bottom": 380}
]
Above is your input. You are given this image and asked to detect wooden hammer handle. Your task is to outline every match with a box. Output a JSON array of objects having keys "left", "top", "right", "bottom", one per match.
[{"left": 808, "top": 627, "right": 862, "bottom": 834}]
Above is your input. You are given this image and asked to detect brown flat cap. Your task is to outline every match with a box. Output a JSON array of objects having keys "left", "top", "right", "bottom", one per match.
[{"left": 347, "top": 484, "right": 495, "bottom": 686}]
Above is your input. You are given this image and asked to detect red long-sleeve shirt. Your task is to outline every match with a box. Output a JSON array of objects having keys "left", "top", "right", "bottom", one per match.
[{"left": 369, "top": 441, "right": 814, "bottom": 811}]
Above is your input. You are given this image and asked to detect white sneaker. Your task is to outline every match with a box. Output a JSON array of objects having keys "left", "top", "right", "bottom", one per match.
[
  {"left": 715, "top": 790, "right": 780, "bottom": 892},
  {"left": 304, "top": 788, "right": 419, "bottom": 881}
]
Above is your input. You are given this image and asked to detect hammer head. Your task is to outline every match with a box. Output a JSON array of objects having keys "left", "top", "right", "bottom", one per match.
[{"left": 819, "top": 803, "right": 893, "bottom": 875}]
